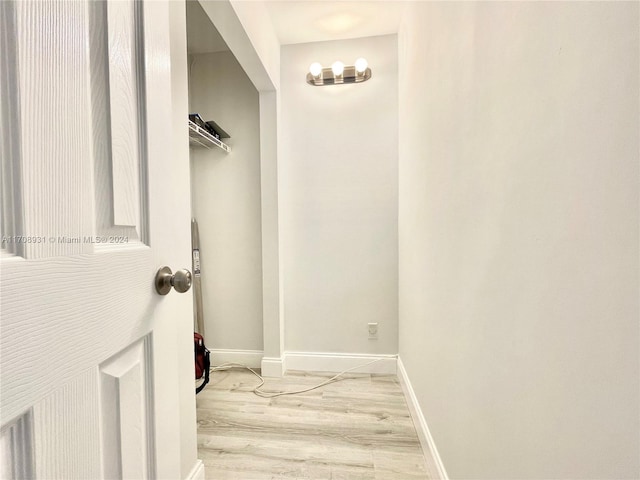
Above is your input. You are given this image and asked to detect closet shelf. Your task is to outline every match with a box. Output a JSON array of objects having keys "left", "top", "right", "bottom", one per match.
[{"left": 188, "top": 120, "right": 231, "bottom": 152}]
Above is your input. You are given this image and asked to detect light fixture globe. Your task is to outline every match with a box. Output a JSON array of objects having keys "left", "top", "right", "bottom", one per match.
[
  {"left": 331, "top": 61, "right": 344, "bottom": 76},
  {"left": 355, "top": 57, "right": 368, "bottom": 74},
  {"left": 309, "top": 62, "right": 322, "bottom": 77}
]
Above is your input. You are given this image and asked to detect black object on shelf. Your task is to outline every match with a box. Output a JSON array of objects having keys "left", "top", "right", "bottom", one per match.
[
  {"left": 205, "top": 120, "right": 230, "bottom": 139},
  {"left": 189, "top": 113, "right": 209, "bottom": 132},
  {"left": 189, "top": 114, "right": 230, "bottom": 140}
]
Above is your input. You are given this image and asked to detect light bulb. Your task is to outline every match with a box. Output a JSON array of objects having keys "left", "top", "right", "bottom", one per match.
[
  {"left": 331, "top": 61, "right": 344, "bottom": 76},
  {"left": 355, "top": 57, "right": 368, "bottom": 74},
  {"left": 309, "top": 62, "right": 322, "bottom": 77}
]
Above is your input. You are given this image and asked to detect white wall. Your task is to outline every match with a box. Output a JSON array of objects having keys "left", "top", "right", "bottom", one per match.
[
  {"left": 398, "top": 2, "right": 639, "bottom": 479},
  {"left": 190, "top": 50, "right": 264, "bottom": 352},
  {"left": 280, "top": 35, "right": 398, "bottom": 355}
]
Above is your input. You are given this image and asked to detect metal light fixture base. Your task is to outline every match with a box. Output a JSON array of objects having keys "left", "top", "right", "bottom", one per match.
[{"left": 306, "top": 66, "right": 372, "bottom": 86}]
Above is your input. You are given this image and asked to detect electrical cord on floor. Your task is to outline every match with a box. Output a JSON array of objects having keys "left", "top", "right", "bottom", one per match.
[{"left": 210, "top": 358, "right": 384, "bottom": 398}]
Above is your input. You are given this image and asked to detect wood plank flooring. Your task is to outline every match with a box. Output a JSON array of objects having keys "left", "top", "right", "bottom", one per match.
[{"left": 196, "top": 369, "right": 432, "bottom": 479}]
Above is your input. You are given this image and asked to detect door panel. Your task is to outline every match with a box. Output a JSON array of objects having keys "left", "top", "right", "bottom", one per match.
[
  {"left": 106, "top": 0, "right": 143, "bottom": 230},
  {"left": 100, "top": 337, "right": 153, "bottom": 480},
  {"left": 7, "top": 0, "right": 93, "bottom": 260},
  {"left": 0, "top": 0, "right": 191, "bottom": 478},
  {"left": 0, "top": 413, "right": 33, "bottom": 479},
  {"left": 32, "top": 370, "right": 100, "bottom": 479},
  {"left": 89, "top": 0, "right": 147, "bottom": 246}
]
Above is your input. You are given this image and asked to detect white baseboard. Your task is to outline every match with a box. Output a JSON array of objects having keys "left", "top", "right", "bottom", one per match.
[
  {"left": 397, "top": 356, "right": 449, "bottom": 480},
  {"left": 284, "top": 351, "right": 397, "bottom": 375},
  {"left": 261, "top": 356, "right": 285, "bottom": 377},
  {"left": 210, "top": 349, "right": 263, "bottom": 368},
  {"left": 212, "top": 351, "right": 396, "bottom": 377},
  {"left": 185, "top": 459, "right": 205, "bottom": 480}
]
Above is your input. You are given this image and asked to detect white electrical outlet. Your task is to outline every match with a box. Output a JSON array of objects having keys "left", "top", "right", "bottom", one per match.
[{"left": 368, "top": 322, "right": 378, "bottom": 339}]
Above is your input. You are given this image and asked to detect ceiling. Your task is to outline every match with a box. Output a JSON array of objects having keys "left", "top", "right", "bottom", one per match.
[
  {"left": 264, "top": 1, "right": 406, "bottom": 45},
  {"left": 185, "top": 1, "right": 406, "bottom": 55}
]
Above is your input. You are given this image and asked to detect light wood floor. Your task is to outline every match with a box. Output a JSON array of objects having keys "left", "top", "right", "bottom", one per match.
[{"left": 196, "top": 368, "right": 432, "bottom": 479}]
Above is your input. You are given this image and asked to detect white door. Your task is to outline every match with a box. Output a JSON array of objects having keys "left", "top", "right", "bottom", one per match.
[{"left": 0, "top": 0, "right": 195, "bottom": 478}]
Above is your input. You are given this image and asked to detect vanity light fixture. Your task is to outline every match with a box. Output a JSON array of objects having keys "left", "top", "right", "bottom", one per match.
[{"left": 306, "top": 58, "right": 371, "bottom": 86}]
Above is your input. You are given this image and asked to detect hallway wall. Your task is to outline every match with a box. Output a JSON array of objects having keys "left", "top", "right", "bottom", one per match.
[
  {"left": 280, "top": 35, "right": 399, "bottom": 355},
  {"left": 398, "top": 2, "right": 639, "bottom": 479},
  {"left": 190, "top": 50, "right": 264, "bottom": 353}
]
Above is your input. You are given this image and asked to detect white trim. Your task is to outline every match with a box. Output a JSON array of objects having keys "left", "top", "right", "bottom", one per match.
[
  {"left": 209, "top": 349, "right": 263, "bottom": 368},
  {"left": 397, "top": 356, "right": 449, "bottom": 480},
  {"left": 261, "top": 356, "right": 285, "bottom": 377},
  {"left": 284, "top": 351, "right": 397, "bottom": 375},
  {"left": 185, "top": 459, "right": 205, "bottom": 480}
]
